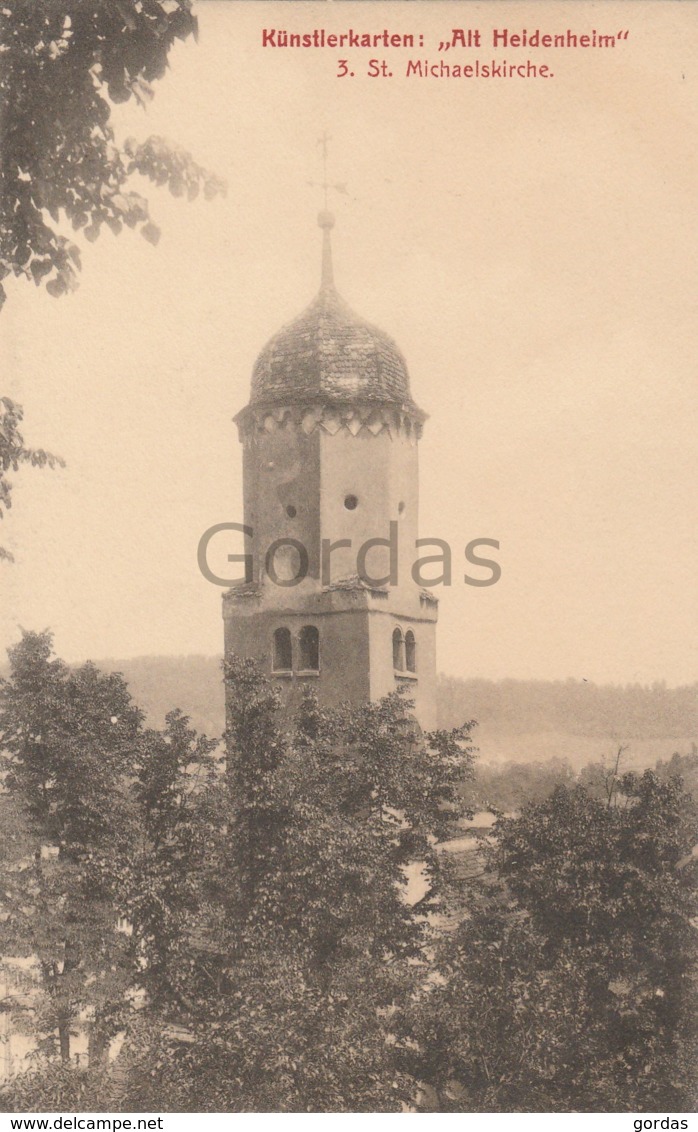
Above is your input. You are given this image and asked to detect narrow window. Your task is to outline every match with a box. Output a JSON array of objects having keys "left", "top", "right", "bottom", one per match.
[
  {"left": 405, "top": 630, "right": 416, "bottom": 673},
  {"left": 272, "top": 627, "right": 292, "bottom": 672},
  {"left": 299, "top": 625, "right": 320, "bottom": 671},
  {"left": 392, "top": 627, "right": 404, "bottom": 672}
]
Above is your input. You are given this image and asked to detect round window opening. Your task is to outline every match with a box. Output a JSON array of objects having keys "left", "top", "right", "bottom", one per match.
[
  {"left": 344, "top": 494, "right": 359, "bottom": 511},
  {"left": 285, "top": 504, "right": 297, "bottom": 518}
]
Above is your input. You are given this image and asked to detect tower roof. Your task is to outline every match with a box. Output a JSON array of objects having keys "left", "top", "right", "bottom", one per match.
[{"left": 249, "top": 213, "right": 418, "bottom": 412}]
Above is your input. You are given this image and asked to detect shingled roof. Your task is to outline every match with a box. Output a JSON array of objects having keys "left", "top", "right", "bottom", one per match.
[
  {"left": 250, "top": 286, "right": 415, "bottom": 408},
  {"left": 249, "top": 212, "right": 418, "bottom": 411}
]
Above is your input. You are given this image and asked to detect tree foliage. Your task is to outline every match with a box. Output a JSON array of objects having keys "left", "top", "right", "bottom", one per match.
[
  {"left": 114, "top": 658, "right": 476, "bottom": 1111},
  {"left": 469, "top": 755, "right": 576, "bottom": 812},
  {"left": 2, "top": 638, "right": 695, "bottom": 1113},
  {"left": 125, "top": 709, "right": 220, "bottom": 1012},
  {"left": 655, "top": 748, "right": 698, "bottom": 799},
  {"left": 120, "top": 952, "right": 418, "bottom": 1113},
  {"left": 0, "top": 630, "right": 144, "bottom": 1063},
  {"left": 412, "top": 777, "right": 698, "bottom": 1112},
  {"left": 0, "top": 396, "right": 63, "bottom": 561},
  {"left": 222, "top": 658, "right": 476, "bottom": 967},
  {"left": 0, "top": 1060, "right": 114, "bottom": 1114},
  {"left": 0, "top": 0, "right": 226, "bottom": 309}
]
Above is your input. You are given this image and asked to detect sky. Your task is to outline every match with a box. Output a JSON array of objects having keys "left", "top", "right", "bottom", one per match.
[{"left": 2, "top": 0, "right": 697, "bottom": 686}]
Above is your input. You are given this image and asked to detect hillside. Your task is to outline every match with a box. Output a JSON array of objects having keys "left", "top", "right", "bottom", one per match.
[
  {"left": 98, "top": 654, "right": 226, "bottom": 740},
  {"left": 437, "top": 674, "right": 698, "bottom": 769},
  {"left": 87, "top": 656, "right": 696, "bottom": 771}
]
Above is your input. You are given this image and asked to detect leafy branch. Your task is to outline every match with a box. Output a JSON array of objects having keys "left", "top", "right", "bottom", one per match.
[
  {"left": 0, "top": 1, "right": 227, "bottom": 309},
  {"left": 0, "top": 396, "right": 64, "bottom": 561}
]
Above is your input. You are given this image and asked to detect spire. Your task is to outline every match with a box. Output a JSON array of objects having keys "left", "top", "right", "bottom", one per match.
[
  {"left": 318, "top": 209, "right": 335, "bottom": 291},
  {"left": 314, "top": 131, "right": 340, "bottom": 292}
]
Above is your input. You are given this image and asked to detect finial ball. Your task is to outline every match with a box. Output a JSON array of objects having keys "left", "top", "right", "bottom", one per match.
[{"left": 318, "top": 209, "right": 336, "bottom": 230}]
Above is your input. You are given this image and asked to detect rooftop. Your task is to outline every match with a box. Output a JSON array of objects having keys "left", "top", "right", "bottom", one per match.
[{"left": 248, "top": 213, "right": 419, "bottom": 413}]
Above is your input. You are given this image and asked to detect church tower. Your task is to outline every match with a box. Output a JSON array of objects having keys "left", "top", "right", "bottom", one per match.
[{"left": 223, "top": 211, "right": 438, "bottom": 729}]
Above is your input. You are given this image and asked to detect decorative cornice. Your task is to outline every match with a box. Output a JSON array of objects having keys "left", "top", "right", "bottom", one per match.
[
  {"left": 223, "top": 581, "right": 261, "bottom": 605},
  {"left": 234, "top": 400, "right": 427, "bottom": 443},
  {"left": 322, "top": 573, "right": 390, "bottom": 599}
]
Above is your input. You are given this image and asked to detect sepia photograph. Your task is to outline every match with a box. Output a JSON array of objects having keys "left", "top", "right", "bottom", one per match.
[{"left": 0, "top": 0, "right": 697, "bottom": 1117}]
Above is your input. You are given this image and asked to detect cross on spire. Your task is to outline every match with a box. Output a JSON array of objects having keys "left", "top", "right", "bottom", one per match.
[
  {"left": 319, "top": 130, "right": 331, "bottom": 210},
  {"left": 309, "top": 133, "right": 349, "bottom": 212}
]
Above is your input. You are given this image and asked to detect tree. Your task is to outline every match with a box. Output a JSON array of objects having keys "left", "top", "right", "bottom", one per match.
[
  {"left": 0, "top": 1059, "right": 115, "bottom": 1114},
  {"left": 120, "top": 950, "right": 419, "bottom": 1113},
  {"left": 0, "top": 634, "right": 226, "bottom": 1109},
  {"left": 0, "top": 630, "right": 143, "bottom": 1064},
  {"left": 469, "top": 755, "right": 575, "bottom": 812},
  {"left": 126, "top": 708, "right": 220, "bottom": 1013},
  {"left": 0, "top": 0, "right": 226, "bottom": 309},
  {"left": 112, "top": 659, "right": 477, "bottom": 1112},
  {"left": 1, "top": 3, "right": 226, "bottom": 558},
  {"left": 655, "top": 747, "right": 698, "bottom": 799},
  {"left": 0, "top": 396, "right": 63, "bottom": 561},
  {"left": 222, "top": 659, "right": 476, "bottom": 969},
  {"left": 413, "top": 776, "right": 698, "bottom": 1111}
]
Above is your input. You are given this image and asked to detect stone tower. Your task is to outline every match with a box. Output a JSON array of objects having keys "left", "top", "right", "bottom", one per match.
[{"left": 223, "top": 212, "right": 438, "bottom": 728}]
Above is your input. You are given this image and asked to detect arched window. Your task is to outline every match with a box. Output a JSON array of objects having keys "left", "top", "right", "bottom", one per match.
[
  {"left": 405, "top": 630, "right": 416, "bottom": 673},
  {"left": 272, "top": 627, "right": 292, "bottom": 672},
  {"left": 299, "top": 625, "right": 320, "bottom": 672},
  {"left": 392, "top": 627, "right": 404, "bottom": 672}
]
